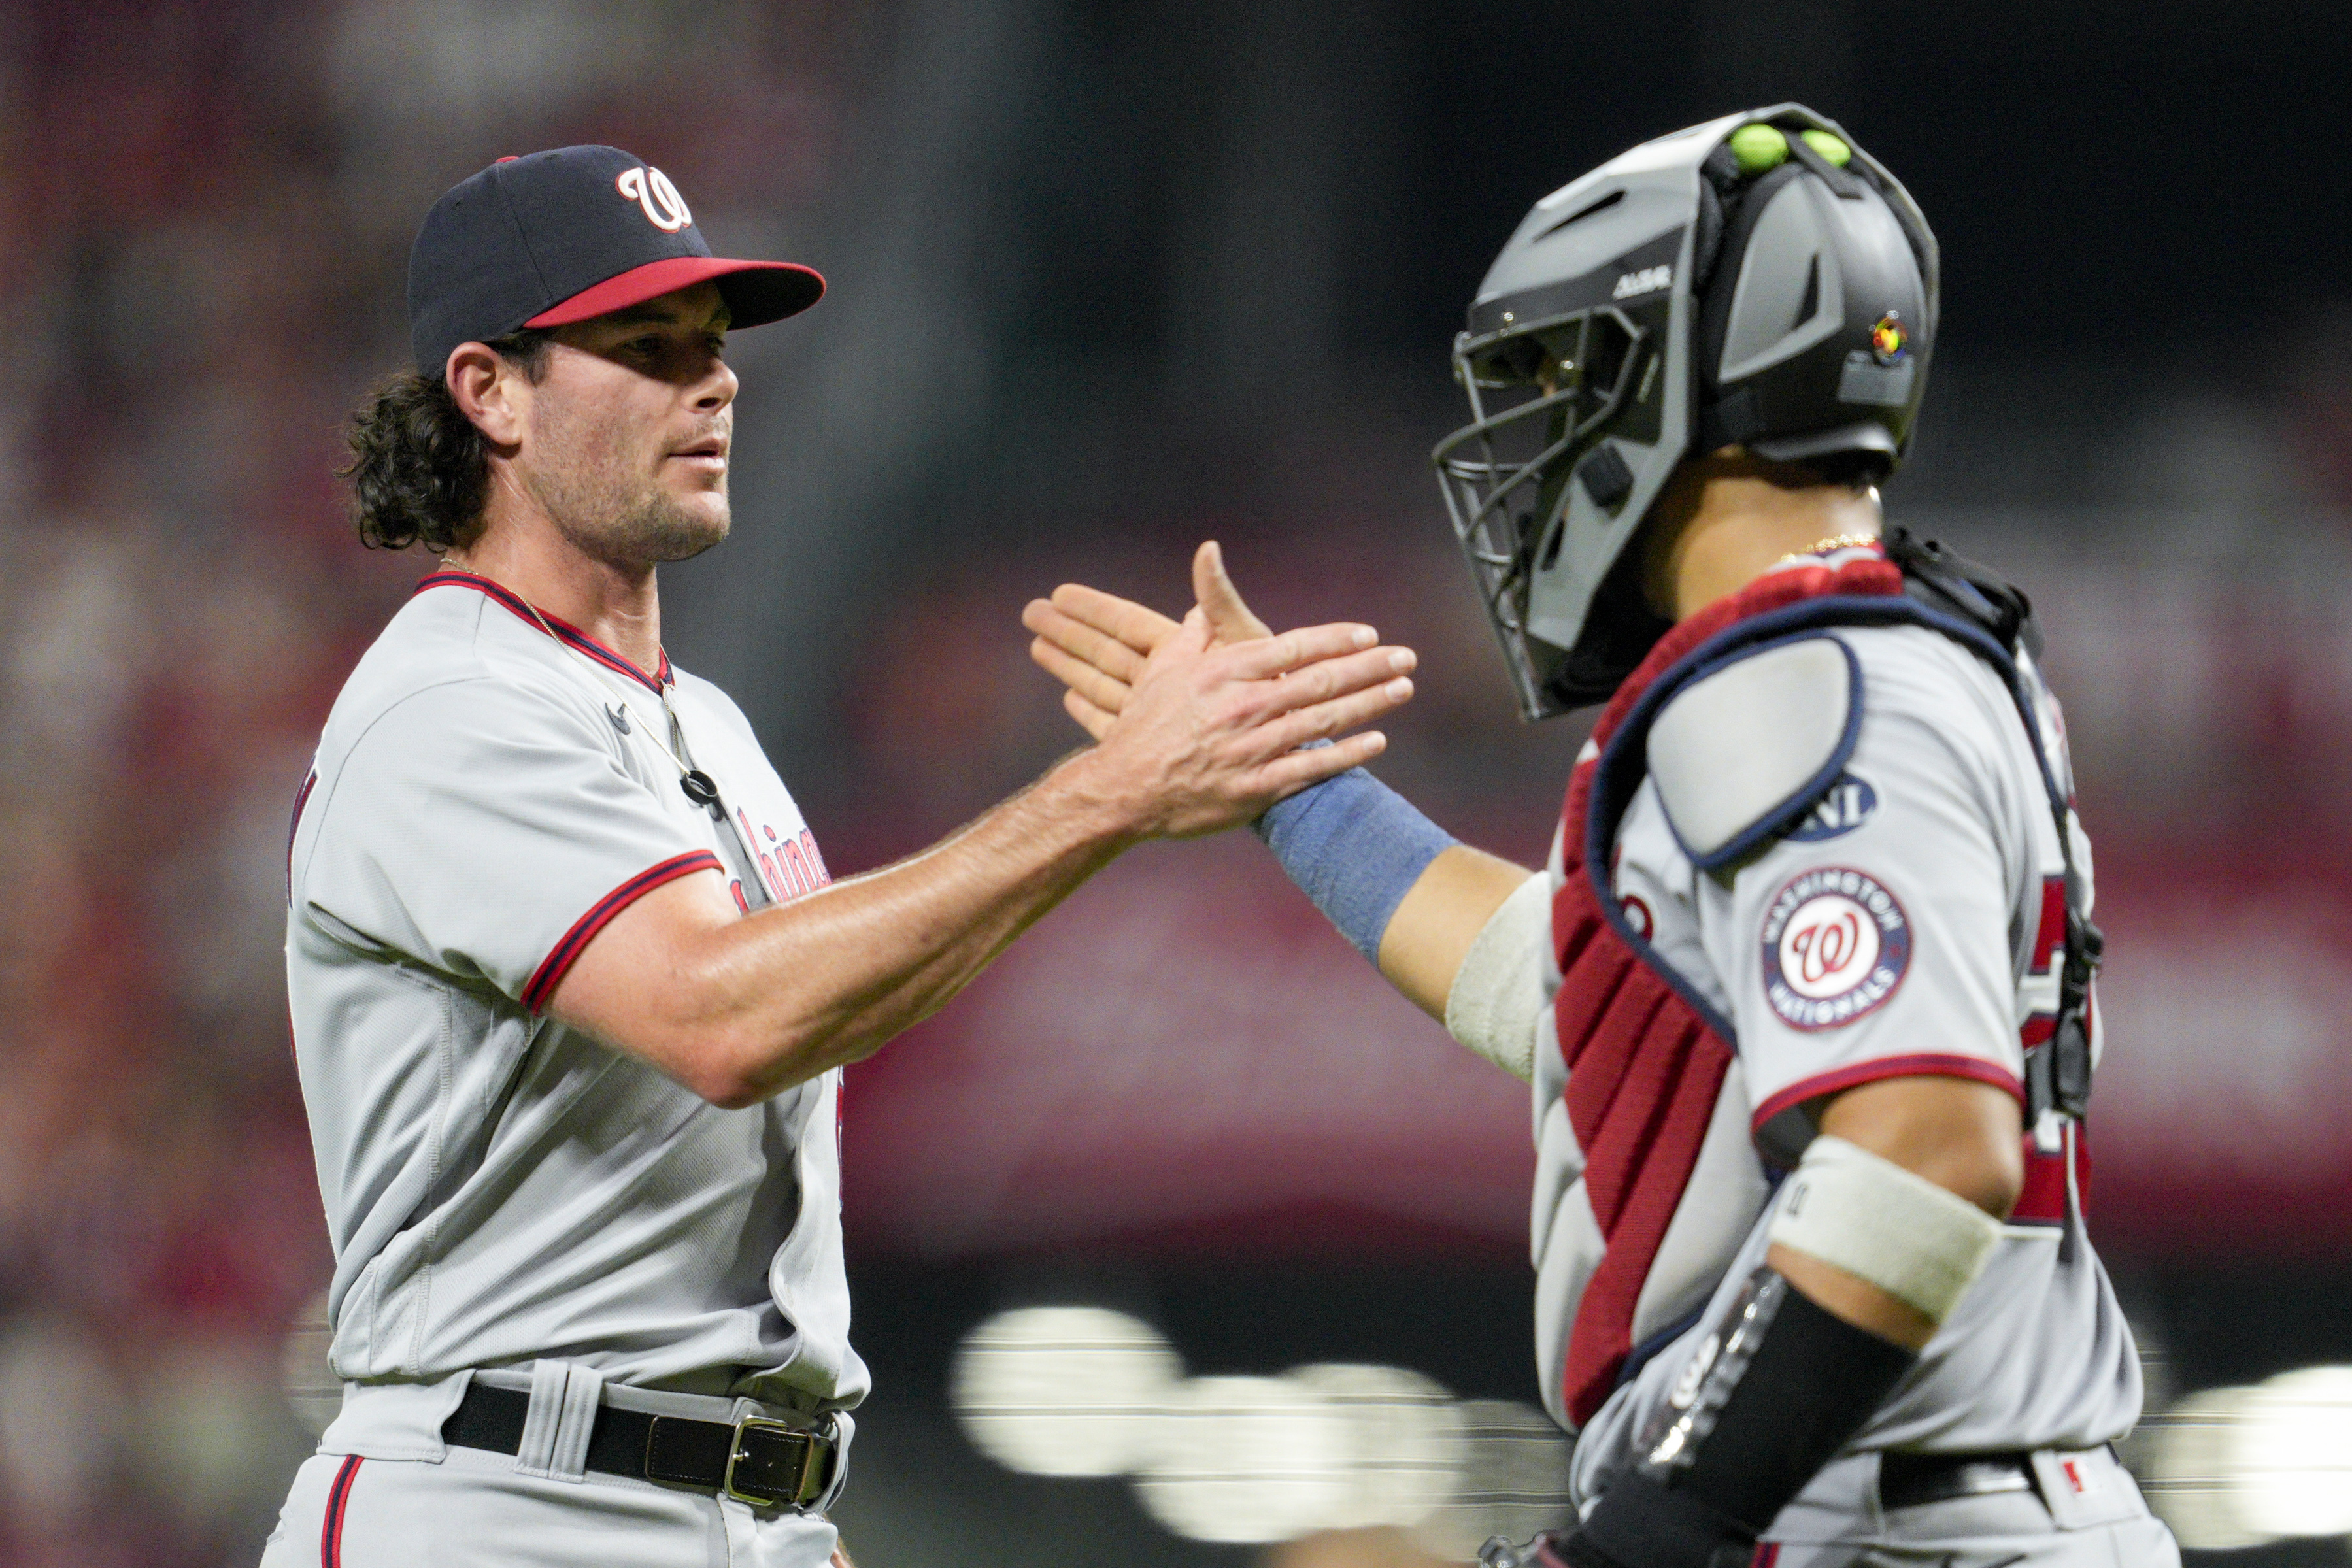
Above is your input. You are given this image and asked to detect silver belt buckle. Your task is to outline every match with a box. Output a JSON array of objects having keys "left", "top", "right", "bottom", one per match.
[{"left": 722, "top": 1413, "right": 832, "bottom": 1510}]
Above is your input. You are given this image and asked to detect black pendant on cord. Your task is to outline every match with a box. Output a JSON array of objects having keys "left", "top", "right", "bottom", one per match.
[{"left": 680, "top": 770, "right": 724, "bottom": 816}]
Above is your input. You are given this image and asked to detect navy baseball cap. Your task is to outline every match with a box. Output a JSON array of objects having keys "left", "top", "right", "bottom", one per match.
[{"left": 407, "top": 144, "right": 825, "bottom": 376}]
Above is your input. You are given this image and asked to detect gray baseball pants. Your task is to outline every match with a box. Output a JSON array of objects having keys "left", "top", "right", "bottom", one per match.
[
  {"left": 1759, "top": 1444, "right": 2180, "bottom": 1566},
  {"left": 258, "top": 1443, "right": 841, "bottom": 1568}
]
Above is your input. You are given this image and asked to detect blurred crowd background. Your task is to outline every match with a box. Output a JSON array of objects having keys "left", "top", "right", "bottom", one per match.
[{"left": 0, "top": 0, "right": 2347, "bottom": 1563}]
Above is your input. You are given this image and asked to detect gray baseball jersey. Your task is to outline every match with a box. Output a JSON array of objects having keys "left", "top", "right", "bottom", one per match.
[
  {"left": 285, "top": 571, "right": 869, "bottom": 1467},
  {"left": 1530, "top": 621, "right": 2145, "bottom": 1529}
]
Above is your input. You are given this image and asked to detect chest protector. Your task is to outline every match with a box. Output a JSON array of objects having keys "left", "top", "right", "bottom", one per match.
[{"left": 1547, "top": 532, "right": 2098, "bottom": 1427}]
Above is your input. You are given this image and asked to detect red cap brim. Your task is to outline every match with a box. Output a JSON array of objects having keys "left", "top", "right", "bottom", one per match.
[{"left": 525, "top": 255, "right": 825, "bottom": 332}]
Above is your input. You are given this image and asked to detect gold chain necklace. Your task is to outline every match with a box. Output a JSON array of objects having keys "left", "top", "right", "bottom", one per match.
[{"left": 1776, "top": 532, "right": 1881, "bottom": 565}]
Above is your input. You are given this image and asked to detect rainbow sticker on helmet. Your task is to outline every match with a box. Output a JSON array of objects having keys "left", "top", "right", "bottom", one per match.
[
  {"left": 1871, "top": 312, "right": 1907, "bottom": 367},
  {"left": 1760, "top": 867, "right": 1911, "bottom": 1030}
]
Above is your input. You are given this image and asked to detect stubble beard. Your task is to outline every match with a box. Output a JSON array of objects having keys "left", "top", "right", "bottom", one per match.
[{"left": 528, "top": 418, "right": 731, "bottom": 571}]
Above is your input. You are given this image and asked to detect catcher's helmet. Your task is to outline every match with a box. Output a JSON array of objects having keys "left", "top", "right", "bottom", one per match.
[{"left": 1432, "top": 105, "right": 1939, "bottom": 720}]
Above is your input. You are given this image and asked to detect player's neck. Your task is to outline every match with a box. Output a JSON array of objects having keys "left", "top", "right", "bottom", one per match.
[
  {"left": 445, "top": 488, "right": 664, "bottom": 678},
  {"left": 1643, "top": 452, "right": 1882, "bottom": 622}
]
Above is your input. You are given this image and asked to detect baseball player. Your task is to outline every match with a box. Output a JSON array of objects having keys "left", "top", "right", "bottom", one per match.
[
  {"left": 264, "top": 144, "right": 1419, "bottom": 1568},
  {"left": 1025, "top": 108, "right": 2180, "bottom": 1565}
]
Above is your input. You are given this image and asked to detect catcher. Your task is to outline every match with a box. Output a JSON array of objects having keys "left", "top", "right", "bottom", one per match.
[{"left": 1026, "top": 107, "right": 2178, "bottom": 1567}]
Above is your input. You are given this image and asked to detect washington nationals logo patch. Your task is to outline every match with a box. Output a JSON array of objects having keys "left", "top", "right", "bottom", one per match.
[{"left": 1760, "top": 867, "right": 1910, "bottom": 1030}]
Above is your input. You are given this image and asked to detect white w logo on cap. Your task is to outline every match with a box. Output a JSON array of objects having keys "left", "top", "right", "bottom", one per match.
[{"left": 615, "top": 166, "right": 692, "bottom": 233}]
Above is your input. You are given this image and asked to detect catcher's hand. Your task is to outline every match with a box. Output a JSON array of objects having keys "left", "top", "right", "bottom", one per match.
[{"left": 1024, "top": 540, "right": 1275, "bottom": 739}]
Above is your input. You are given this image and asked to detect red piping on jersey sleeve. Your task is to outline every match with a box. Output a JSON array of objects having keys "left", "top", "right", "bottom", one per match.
[
  {"left": 1749, "top": 1052, "right": 2025, "bottom": 1136},
  {"left": 520, "top": 850, "right": 722, "bottom": 1014},
  {"left": 287, "top": 769, "right": 318, "bottom": 902}
]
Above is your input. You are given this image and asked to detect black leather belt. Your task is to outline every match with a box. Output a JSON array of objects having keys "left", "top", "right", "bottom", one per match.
[
  {"left": 1877, "top": 1450, "right": 2036, "bottom": 1511},
  {"left": 443, "top": 1382, "right": 837, "bottom": 1510}
]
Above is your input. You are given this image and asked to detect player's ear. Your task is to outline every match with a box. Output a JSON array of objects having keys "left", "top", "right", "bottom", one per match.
[{"left": 446, "top": 342, "right": 528, "bottom": 450}]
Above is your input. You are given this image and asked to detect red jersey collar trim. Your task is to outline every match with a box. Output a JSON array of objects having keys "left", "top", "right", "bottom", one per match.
[{"left": 417, "top": 569, "right": 673, "bottom": 693}]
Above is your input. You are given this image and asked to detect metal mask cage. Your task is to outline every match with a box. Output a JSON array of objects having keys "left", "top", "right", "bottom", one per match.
[{"left": 1432, "top": 305, "right": 1649, "bottom": 716}]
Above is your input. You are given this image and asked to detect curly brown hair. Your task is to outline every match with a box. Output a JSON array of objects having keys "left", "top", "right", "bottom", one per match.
[{"left": 341, "top": 330, "right": 554, "bottom": 551}]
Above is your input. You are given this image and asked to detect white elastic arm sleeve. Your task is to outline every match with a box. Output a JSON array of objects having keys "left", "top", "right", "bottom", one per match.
[
  {"left": 1767, "top": 1135, "right": 2004, "bottom": 1324},
  {"left": 1441, "top": 871, "right": 1549, "bottom": 1082}
]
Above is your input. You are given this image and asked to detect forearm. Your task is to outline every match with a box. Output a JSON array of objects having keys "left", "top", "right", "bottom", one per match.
[
  {"left": 569, "top": 754, "right": 1137, "bottom": 1105},
  {"left": 707, "top": 758, "right": 1137, "bottom": 1095},
  {"left": 1377, "top": 845, "right": 1537, "bottom": 1019}
]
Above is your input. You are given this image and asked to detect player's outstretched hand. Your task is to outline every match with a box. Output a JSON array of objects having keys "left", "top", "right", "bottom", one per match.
[
  {"left": 1044, "top": 556, "right": 1415, "bottom": 839},
  {"left": 1024, "top": 541, "right": 1273, "bottom": 740}
]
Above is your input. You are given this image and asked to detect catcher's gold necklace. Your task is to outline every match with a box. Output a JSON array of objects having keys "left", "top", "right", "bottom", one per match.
[{"left": 1777, "top": 532, "right": 1881, "bottom": 565}]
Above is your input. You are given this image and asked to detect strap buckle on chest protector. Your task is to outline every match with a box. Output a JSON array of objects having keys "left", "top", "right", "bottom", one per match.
[{"left": 2026, "top": 910, "right": 2102, "bottom": 1124}]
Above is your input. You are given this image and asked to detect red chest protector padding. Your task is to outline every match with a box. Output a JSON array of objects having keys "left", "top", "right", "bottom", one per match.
[{"left": 1550, "top": 551, "right": 1906, "bottom": 1427}]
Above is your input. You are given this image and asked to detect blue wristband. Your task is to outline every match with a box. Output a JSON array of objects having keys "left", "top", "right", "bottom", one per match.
[{"left": 1252, "top": 762, "right": 1457, "bottom": 963}]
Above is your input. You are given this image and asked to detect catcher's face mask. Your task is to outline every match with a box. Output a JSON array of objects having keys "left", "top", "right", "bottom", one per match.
[{"left": 1432, "top": 105, "right": 1939, "bottom": 720}]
